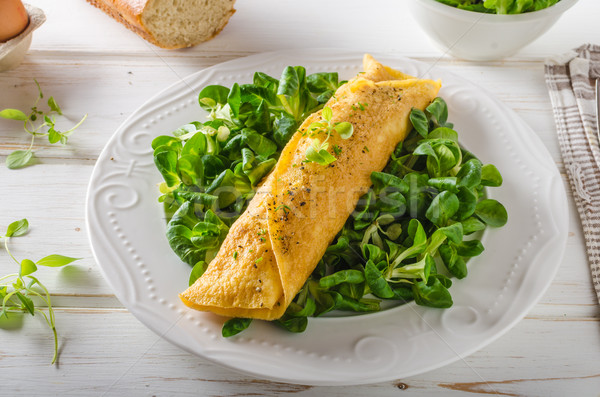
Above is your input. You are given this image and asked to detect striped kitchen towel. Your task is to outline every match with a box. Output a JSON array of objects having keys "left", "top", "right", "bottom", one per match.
[{"left": 545, "top": 44, "right": 600, "bottom": 304}]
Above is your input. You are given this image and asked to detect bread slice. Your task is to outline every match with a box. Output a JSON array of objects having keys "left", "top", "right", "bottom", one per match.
[{"left": 87, "top": 0, "right": 236, "bottom": 49}]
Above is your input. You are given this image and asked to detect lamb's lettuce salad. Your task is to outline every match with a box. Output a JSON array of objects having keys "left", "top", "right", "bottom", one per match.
[
  {"left": 435, "top": 0, "right": 560, "bottom": 14},
  {"left": 151, "top": 65, "right": 507, "bottom": 337}
]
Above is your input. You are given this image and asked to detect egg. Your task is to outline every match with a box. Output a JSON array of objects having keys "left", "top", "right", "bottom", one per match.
[{"left": 0, "top": 0, "right": 29, "bottom": 42}]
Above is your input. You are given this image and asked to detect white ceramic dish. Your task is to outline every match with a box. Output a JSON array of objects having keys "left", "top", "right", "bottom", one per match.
[
  {"left": 86, "top": 50, "right": 568, "bottom": 385},
  {"left": 409, "top": 0, "right": 579, "bottom": 61}
]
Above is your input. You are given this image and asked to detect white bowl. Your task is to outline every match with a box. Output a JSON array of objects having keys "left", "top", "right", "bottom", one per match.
[{"left": 409, "top": 0, "right": 579, "bottom": 61}]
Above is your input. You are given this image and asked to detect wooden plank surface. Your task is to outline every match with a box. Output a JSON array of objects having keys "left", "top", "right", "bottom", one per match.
[
  {"left": 1, "top": 0, "right": 599, "bottom": 395},
  {"left": 1, "top": 312, "right": 598, "bottom": 396},
  {"left": 0, "top": 58, "right": 565, "bottom": 161}
]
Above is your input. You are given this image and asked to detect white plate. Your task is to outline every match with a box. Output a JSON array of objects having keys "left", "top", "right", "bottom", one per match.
[{"left": 86, "top": 50, "right": 568, "bottom": 386}]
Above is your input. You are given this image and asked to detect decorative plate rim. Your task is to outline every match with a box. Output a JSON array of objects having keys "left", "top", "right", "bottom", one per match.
[{"left": 85, "top": 49, "right": 568, "bottom": 386}]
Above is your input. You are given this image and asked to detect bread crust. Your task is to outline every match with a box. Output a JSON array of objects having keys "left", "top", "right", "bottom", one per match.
[{"left": 86, "top": 0, "right": 236, "bottom": 49}]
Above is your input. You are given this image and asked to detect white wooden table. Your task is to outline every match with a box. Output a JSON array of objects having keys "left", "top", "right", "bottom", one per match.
[{"left": 1, "top": 0, "right": 599, "bottom": 395}]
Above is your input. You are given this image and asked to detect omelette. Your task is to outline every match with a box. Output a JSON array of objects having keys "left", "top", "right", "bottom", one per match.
[{"left": 179, "top": 55, "right": 441, "bottom": 320}]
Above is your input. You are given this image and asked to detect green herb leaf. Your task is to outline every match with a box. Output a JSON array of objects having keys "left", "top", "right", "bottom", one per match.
[
  {"left": 322, "top": 106, "right": 333, "bottom": 122},
  {"left": 305, "top": 143, "right": 337, "bottom": 166},
  {"left": 47, "top": 97, "right": 62, "bottom": 115},
  {"left": 6, "top": 150, "right": 33, "bottom": 169},
  {"left": 36, "top": 254, "right": 80, "bottom": 267},
  {"left": 47, "top": 127, "right": 62, "bottom": 144},
  {"left": 34, "top": 79, "right": 43, "bottom": 99},
  {"left": 6, "top": 218, "right": 29, "bottom": 237},
  {"left": 1, "top": 218, "right": 72, "bottom": 364},
  {"left": 0, "top": 109, "right": 28, "bottom": 121},
  {"left": 4, "top": 81, "right": 85, "bottom": 170},
  {"left": 334, "top": 122, "right": 354, "bottom": 139},
  {"left": 15, "top": 292, "right": 35, "bottom": 315},
  {"left": 20, "top": 259, "right": 37, "bottom": 277}
]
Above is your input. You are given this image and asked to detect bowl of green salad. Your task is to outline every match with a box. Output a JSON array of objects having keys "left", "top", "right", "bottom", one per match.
[{"left": 409, "top": 0, "right": 579, "bottom": 60}]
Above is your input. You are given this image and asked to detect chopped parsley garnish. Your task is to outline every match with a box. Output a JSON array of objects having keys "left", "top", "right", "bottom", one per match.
[{"left": 275, "top": 204, "right": 291, "bottom": 214}]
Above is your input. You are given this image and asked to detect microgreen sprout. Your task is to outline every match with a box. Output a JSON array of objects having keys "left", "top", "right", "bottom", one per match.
[
  {"left": 304, "top": 106, "right": 353, "bottom": 166},
  {"left": 0, "top": 219, "right": 80, "bottom": 364},
  {"left": 0, "top": 80, "right": 87, "bottom": 169}
]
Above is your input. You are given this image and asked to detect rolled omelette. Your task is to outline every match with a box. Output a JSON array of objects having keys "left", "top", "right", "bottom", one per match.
[{"left": 179, "top": 55, "right": 441, "bottom": 320}]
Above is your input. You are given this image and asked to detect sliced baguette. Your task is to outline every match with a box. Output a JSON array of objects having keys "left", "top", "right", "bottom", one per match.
[{"left": 87, "top": 0, "right": 236, "bottom": 49}]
